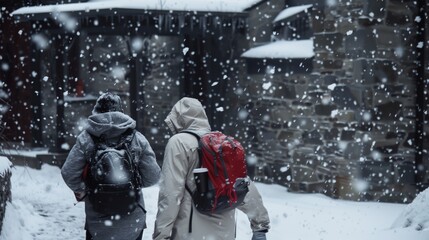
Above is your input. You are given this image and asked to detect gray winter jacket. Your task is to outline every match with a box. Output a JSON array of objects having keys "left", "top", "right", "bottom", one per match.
[
  {"left": 61, "top": 111, "right": 161, "bottom": 240},
  {"left": 153, "top": 97, "right": 270, "bottom": 240}
]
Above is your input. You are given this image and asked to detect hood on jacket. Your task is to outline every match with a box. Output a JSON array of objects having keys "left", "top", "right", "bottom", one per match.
[
  {"left": 86, "top": 111, "right": 136, "bottom": 138},
  {"left": 165, "top": 97, "right": 211, "bottom": 135}
]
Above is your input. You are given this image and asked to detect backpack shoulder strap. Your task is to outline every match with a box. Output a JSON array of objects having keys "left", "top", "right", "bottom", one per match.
[
  {"left": 121, "top": 129, "right": 142, "bottom": 188},
  {"left": 180, "top": 130, "right": 200, "bottom": 140},
  {"left": 85, "top": 130, "right": 101, "bottom": 163},
  {"left": 180, "top": 130, "right": 203, "bottom": 168},
  {"left": 180, "top": 130, "right": 203, "bottom": 233},
  {"left": 121, "top": 128, "right": 136, "bottom": 146}
]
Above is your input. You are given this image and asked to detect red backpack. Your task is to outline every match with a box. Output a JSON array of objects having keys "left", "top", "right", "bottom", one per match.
[{"left": 183, "top": 131, "right": 250, "bottom": 215}]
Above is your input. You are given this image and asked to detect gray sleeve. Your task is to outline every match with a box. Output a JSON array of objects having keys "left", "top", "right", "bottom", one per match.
[
  {"left": 61, "top": 133, "right": 89, "bottom": 192},
  {"left": 134, "top": 131, "right": 161, "bottom": 187},
  {"left": 237, "top": 180, "right": 271, "bottom": 232}
]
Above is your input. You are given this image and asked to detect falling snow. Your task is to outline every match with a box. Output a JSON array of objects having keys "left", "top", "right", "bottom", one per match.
[{"left": 1, "top": 0, "right": 429, "bottom": 239}]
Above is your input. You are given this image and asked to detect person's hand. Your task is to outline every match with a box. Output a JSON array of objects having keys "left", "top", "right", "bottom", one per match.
[
  {"left": 251, "top": 231, "right": 267, "bottom": 240},
  {"left": 74, "top": 191, "right": 86, "bottom": 201}
]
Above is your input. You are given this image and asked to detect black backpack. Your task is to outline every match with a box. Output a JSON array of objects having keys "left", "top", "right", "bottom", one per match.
[{"left": 85, "top": 129, "right": 142, "bottom": 215}]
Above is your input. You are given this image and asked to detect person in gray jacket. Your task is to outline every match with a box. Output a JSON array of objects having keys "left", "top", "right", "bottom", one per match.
[
  {"left": 61, "top": 92, "right": 161, "bottom": 240},
  {"left": 153, "top": 97, "right": 270, "bottom": 240}
]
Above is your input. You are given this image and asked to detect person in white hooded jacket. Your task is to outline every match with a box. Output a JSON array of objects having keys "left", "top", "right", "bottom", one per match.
[{"left": 153, "top": 97, "right": 270, "bottom": 240}]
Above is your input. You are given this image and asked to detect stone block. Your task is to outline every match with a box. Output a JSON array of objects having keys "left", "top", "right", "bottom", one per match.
[
  {"left": 318, "top": 121, "right": 334, "bottom": 130},
  {"left": 324, "top": 155, "right": 357, "bottom": 177},
  {"left": 355, "top": 130, "right": 383, "bottom": 141},
  {"left": 331, "top": 85, "right": 360, "bottom": 110},
  {"left": 385, "top": 10, "right": 412, "bottom": 26},
  {"left": 261, "top": 141, "right": 284, "bottom": 156},
  {"left": 374, "top": 26, "right": 403, "bottom": 49},
  {"left": 292, "top": 147, "right": 318, "bottom": 165},
  {"left": 278, "top": 130, "right": 301, "bottom": 143},
  {"left": 251, "top": 103, "right": 271, "bottom": 120},
  {"left": 357, "top": 161, "right": 395, "bottom": 184},
  {"left": 316, "top": 165, "right": 337, "bottom": 181},
  {"left": 363, "top": 0, "right": 386, "bottom": 20},
  {"left": 334, "top": 110, "right": 356, "bottom": 122},
  {"left": 288, "top": 117, "right": 317, "bottom": 131},
  {"left": 334, "top": 176, "right": 361, "bottom": 201},
  {"left": 314, "top": 20, "right": 337, "bottom": 33},
  {"left": 314, "top": 59, "right": 344, "bottom": 71},
  {"left": 340, "top": 129, "right": 356, "bottom": 141},
  {"left": 393, "top": 161, "right": 415, "bottom": 184},
  {"left": 252, "top": 163, "right": 275, "bottom": 184},
  {"left": 257, "top": 127, "right": 277, "bottom": 142},
  {"left": 357, "top": 16, "right": 378, "bottom": 27},
  {"left": 271, "top": 83, "right": 296, "bottom": 100},
  {"left": 373, "top": 139, "right": 399, "bottom": 155},
  {"left": 246, "top": 79, "right": 263, "bottom": 96},
  {"left": 302, "top": 130, "right": 324, "bottom": 145},
  {"left": 294, "top": 84, "right": 310, "bottom": 99},
  {"left": 345, "top": 29, "right": 377, "bottom": 58},
  {"left": 295, "top": 106, "right": 315, "bottom": 116},
  {"left": 307, "top": 87, "right": 326, "bottom": 99},
  {"left": 372, "top": 101, "right": 402, "bottom": 121},
  {"left": 310, "top": 9, "right": 325, "bottom": 33},
  {"left": 288, "top": 181, "right": 327, "bottom": 194},
  {"left": 315, "top": 104, "right": 336, "bottom": 116},
  {"left": 353, "top": 60, "right": 398, "bottom": 85},
  {"left": 336, "top": 19, "right": 357, "bottom": 34},
  {"left": 321, "top": 74, "right": 338, "bottom": 85},
  {"left": 343, "top": 141, "right": 372, "bottom": 160},
  {"left": 314, "top": 32, "right": 343, "bottom": 51},
  {"left": 323, "top": 128, "right": 340, "bottom": 141},
  {"left": 270, "top": 106, "right": 294, "bottom": 123}
]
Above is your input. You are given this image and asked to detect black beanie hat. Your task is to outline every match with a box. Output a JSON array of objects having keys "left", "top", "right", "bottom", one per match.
[{"left": 92, "top": 92, "right": 124, "bottom": 114}]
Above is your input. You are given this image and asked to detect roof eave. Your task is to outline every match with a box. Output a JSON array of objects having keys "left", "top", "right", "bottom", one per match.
[{"left": 12, "top": 7, "right": 249, "bottom": 22}]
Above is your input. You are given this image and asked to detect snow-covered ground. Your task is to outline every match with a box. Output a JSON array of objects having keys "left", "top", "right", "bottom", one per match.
[{"left": 1, "top": 164, "right": 429, "bottom": 240}]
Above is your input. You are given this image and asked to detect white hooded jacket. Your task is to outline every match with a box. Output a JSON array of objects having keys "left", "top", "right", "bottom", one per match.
[{"left": 153, "top": 97, "right": 270, "bottom": 240}]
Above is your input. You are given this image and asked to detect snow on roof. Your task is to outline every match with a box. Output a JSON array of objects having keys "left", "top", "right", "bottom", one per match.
[
  {"left": 0, "top": 156, "right": 12, "bottom": 176},
  {"left": 12, "top": 0, "right": 262, "bottom": 15},
  {"left": 241, "top": 39, "right": 314, "bottom": 59},
  {"left": 273, "top": 4, "right": 312, "bottom": 23}
]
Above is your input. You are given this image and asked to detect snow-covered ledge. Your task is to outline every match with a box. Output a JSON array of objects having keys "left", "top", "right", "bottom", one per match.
[
  {"left": 241, "top": 39, "right": 315, "bottom": 59},
  {"left": 273, "top": 4, "right": 313, "bottom": 23},
  {"left": 0, "top": 157, "right": 12, "bottom": 235}
]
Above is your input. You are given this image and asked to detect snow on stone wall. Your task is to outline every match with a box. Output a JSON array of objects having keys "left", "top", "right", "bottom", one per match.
[{"left": 241, "top": 0, "right": 425, "bottom": 203}]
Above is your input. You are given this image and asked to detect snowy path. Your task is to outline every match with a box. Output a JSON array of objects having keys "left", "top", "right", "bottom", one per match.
[
  {"left": 1, "top": 164, "right": 429, "bottom": 240},
  {"left": 1, "top": 165, "right": 85, "bottom": 240}
]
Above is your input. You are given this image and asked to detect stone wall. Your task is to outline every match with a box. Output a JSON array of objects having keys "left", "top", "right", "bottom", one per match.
[
  {"left": 242, "top": 0, "right": 427, "bottom": 203},
  {"left": 309, "top": 0, "right": 422, "bottom": 202}
]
